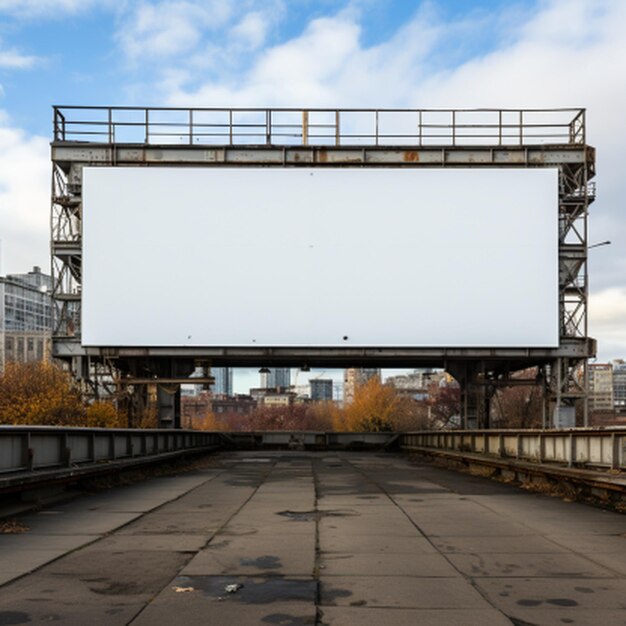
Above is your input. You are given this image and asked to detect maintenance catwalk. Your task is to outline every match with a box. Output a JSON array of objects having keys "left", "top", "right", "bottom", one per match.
[{"left": 1, "top": 452, "right": 625, "bottom": 625}]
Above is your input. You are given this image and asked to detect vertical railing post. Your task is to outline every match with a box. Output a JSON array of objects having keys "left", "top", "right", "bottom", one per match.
[
  {"left": 418, "top": 110, "right": 423, "bottom": 146},
  {"left": 498, "top": 110, "right": 502, "bottom": 146},
  {"left": 375, "top": 110, "right": 379, "bottom": 146},
  {"left": 266, "top": 109, "right": 271, "bottom": 145},
  {"left": 519, "top": 110, "right": 523, "bottom": 145},
  {"left": 452, "top": 110, "right": 456, "bottom": 147},
  {"left": 579, "top": 109, "right": 587, "bottom": 146},
  {"left": 189, "top": 109, "right": 193, "bottom": 145},
  {"left": 610, "top": 433, "right": 618, "bottom": 470},
  {"left": 335, "top": 110, "right": 340, "bottom": 146},
  {"left": 229, "top": 109, "right": 233, "bottom": 145},
  {"left": 302, "top": 110, "right": 309, "bottom": 146},
  {"left": 108, "top": 108, "right": 113, "bottom": 144},
  {"left": 145, "top": 109, "right": 149, "bottom": 144},
  {"left": 53, "top": 107, "right": 59, "bottom": 141}
]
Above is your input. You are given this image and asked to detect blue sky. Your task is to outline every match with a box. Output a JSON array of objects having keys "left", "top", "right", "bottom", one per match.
[{"left": 1, "top": 0, "right": 625, "bottom": 391}]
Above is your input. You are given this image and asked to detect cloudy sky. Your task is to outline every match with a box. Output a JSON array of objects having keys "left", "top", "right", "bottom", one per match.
[{"left": 0, "top": 0, "right": 625, "bottom": 391}]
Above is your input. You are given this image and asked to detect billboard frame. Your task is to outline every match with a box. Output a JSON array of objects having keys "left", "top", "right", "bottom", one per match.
[{"left": 50, "top": 106, "right": 595, "bottom": 427}]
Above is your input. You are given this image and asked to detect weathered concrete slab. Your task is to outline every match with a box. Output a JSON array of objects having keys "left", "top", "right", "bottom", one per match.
[
  {"left": 132, "top": 575, "right": 318, "bottom": 626},
  {"left": 320, "top": 533, "right": 438, "bottom": 555},
  {"left": 320, "top": 576, "right": 490, "bottom": 609},
  {"left": 183, "top": 545, "right": 315, "bottom": 577},
  {"left": 445, "top": 552, "right": 615, "bottom": 578},
  {"left": 92, "top": 533, "right": 209, "bottom": 553},
  {"left": 319, "top": 606, "right": 513, "bottom": 625},
  {"left": 432, "top": 535, "right": 569, "bottom": 554},
  {"left": 0, "top": 548, "right": 69, "bottom": 574},
  {"left": 500, "top": 608, "right": 626, "bottom": 626},
  {"left": 475, "top": 577, "right": 626, "bottom": 611},
  {"left": 0, "top": 450, "right": 625, "bottom": 625},
  {"left": 14, "top": 510, "right": 142, "bottom": 535},
  {"left": 320, "top": 552, "right": 458, "bottom": 577}
]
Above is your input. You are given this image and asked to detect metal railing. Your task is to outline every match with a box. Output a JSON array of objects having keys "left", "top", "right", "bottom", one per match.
[
  {"left": 52, "top": 106, "right": 586, "bottom": 148},
  {"left": 400, "top": 428, "right": 626, "bottom": 470},
  {"left": 0, "top": 426, "right": 221, "bottom": 477}
]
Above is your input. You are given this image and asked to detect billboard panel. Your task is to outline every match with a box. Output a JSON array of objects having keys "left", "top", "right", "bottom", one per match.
[{"left": 82, "top": 167, "right": 558, "bottom": 347}]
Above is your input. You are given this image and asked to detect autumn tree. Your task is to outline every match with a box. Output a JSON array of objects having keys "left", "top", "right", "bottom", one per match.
[
  {"left": 492, "top": 369, "right": 544, "bottom": 428},
  {"left": 247, "top": 403, "right": 312, "bottom": 431},
  {"left": 0, "top": 361, "right": 84, "bottom": 426},
  {"left": 427, "top": 381, "right": 461, "bottom": 429},
  {"left": 85, "top": 401, "right": 126, "bottom": 428},
  {"left": 304, "top": 401, "right": 338, "bottom": 431},
  {"left": 335, "top": 377, "right": 424, "bottom": 432}
]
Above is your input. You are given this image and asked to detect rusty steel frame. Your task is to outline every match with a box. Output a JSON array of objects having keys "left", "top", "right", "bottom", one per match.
[{"left": 50, "top": 106, "right": 596, "bottom": 427}]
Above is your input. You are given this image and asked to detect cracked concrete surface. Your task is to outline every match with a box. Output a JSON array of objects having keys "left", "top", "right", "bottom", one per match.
[{"left": 0, "top": 451, "right": 625, "bottom": 625}]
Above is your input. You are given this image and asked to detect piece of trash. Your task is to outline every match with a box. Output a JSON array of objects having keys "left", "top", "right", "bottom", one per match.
[
  {"left": 173, "top": 586, "right": 195, "bottom": 593},
  {"left": 225, "top": 583, "right": 243, "bottom": 593}
]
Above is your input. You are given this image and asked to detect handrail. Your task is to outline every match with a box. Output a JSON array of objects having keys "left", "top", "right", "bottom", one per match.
[
  {"left": 52, "top": 106, "right": 587, "bottom": 148},
  {"left": 0, "top": 426, "right": 221, "bottom": 476},
  {"left": 400, "top": 428, "right": 625, "bottom": 470}
]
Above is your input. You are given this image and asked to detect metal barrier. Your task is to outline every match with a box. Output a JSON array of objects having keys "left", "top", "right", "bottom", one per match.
[
  {"left": 52, "top": 106, "right": 585, "bottom": 147},
  {"left": 0, "top": 426, "right": 221, "bottom": 480},
  {"left": 3, "top": 426, "right": 623, "bottom": 498},
  {"left": 400, "top": 429, "right": 626, "bottom": 471}
]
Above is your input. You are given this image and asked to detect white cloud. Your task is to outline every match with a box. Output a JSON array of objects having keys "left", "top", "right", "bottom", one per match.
[
  {"left": 231, "top": 11, "right": 269, "bottom": 50},
  {"left": 590, "top": 288, "right": 626, "bottom": 324},
  {"left": 589, "top": 288, "right": 626, "bottom": 358},
  {"left": 0, "top": 0, "right": 103, "bottom": 17},
  {"left": 0, "top": 47, "right": 38, "bottom": 69},
  {"left": 0, "top": 115, "right": 50, "bottom": 275},
  {"left": 117, "top": 0, "right": 233, "bottom": 61},
  {"left": 165, "top": 9, "right": 439, "bottom": 107}
]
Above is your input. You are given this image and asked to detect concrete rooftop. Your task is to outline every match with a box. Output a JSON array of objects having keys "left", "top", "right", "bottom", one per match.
[{"left": 1, "top": 451, "right": 626, "bottom": 625}]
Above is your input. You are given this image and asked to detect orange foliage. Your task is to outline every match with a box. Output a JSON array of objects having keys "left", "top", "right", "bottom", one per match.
[
  {"left": 336, "top": 377, "right": 425, "bottom": 432},
  {"left": 85, "top": 401, "right": 125, "bottom": 428},
  {"left": 189, "top": 412, "right": 227, "bottom": 431},
  {"left": 0, "top": 361, "right": 84, "bottom": 426},
  {"left": 304, "top": 401, "right": 339, "bottom": 431}
]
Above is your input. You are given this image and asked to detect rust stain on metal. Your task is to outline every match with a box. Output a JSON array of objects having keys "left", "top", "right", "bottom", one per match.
[
  {"left": 404, "top": 150, "right": 419, "bottom": 162},
  {"left": 318, "top": 149, "right": 328, "bottom": 163}
]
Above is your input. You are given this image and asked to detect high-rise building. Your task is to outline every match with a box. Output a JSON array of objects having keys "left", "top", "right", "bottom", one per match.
[
  {"left": 212, "top": 367, "right": 233, "bottom": 396},
  {"left": 310, "top": 378, "right": 333, "bottom": 402},
  {"left": 613, "top": 361, "right": 626, "bottom": 413},
  {"left": 0, "top": 266, "right": 52, "bottom": 372},
  {"left": 343, "top": 368, "right": 380, "bottom": 404},
  {"left": 588, "top": 363, "right": 614, "bottom": 412},
  {"left": 386, "top": 369, "right": 441, "bottom": 401},
  {"left": 260, "top": 367, "right": 291, "bottom": 390}
]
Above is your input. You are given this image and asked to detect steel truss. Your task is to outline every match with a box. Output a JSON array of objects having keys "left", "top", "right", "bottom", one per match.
[{"left": 50, "top": 107, "right": 596, "bottom": 427}]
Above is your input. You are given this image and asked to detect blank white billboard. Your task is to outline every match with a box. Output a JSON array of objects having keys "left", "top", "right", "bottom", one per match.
[{"left": 82, "top": 167, "right": 558, "bottom": 348}]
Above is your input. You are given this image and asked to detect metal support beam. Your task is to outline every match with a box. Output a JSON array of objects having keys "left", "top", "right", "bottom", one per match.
[{"left": 49, "top": 107, "right": 596, "bottom": 428}]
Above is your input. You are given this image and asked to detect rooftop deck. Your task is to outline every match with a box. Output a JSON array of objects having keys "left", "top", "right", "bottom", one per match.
[{"left": 1, "top": 451, "right": 625, "bottom": 625}]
